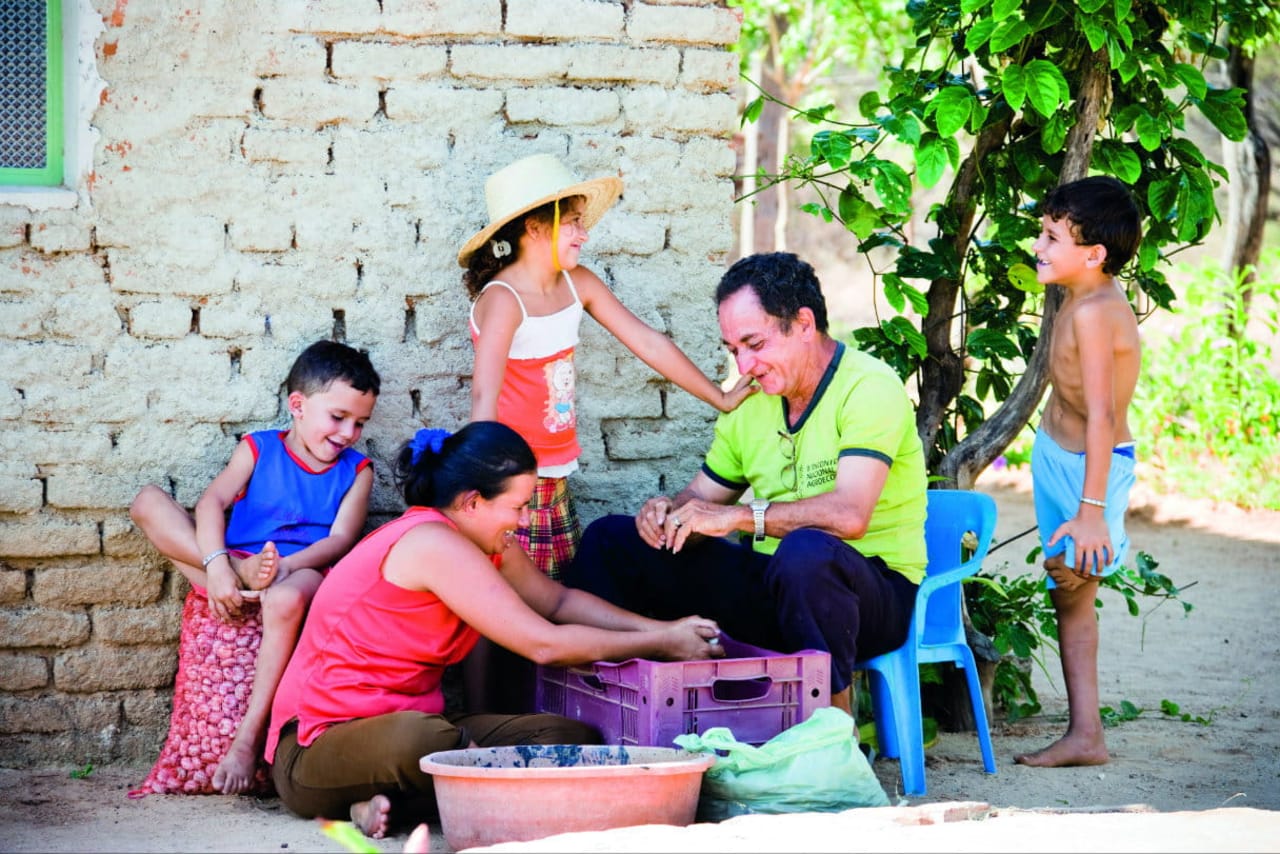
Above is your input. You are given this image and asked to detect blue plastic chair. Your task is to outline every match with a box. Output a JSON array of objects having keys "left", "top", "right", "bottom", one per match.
[{"left": 854, "top": 488, "right": 999, "bottom": 796}]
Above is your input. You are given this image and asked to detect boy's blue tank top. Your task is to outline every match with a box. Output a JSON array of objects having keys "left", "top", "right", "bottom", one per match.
[{"left": 225, "top": 430, "right": 370, "bottom": 558}]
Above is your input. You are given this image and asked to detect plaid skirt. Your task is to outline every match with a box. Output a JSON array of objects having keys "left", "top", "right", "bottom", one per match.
[{"left": 517, "top": 476, "right": 581, "bottom": 579}]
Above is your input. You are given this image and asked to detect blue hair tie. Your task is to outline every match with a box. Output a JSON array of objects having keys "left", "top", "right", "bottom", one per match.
[{"left": 410, "top": 427, "right": 451, "bottom": 464}]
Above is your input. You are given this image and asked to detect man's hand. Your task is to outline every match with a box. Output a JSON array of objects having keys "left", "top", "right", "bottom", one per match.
[
  {"left": 664, "top": 499, "right": 745, "bottom": 554},
  {"left": 636, "top": 496, "right": 676, "bottom": 549}
]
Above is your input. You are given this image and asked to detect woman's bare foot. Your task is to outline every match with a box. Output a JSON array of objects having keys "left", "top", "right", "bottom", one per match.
[
  {"left": 1014, "top": 732, "right": 1109, "bottom": 767},
  {"left": 212, "top": 739, "right": 260, "bottom": 794},
  {"left": 350, "top": 794, "right": 392, "bottom": 839},
  {"left": 403, "top": 823, "right": 431, "bottom": 853},
  {"left": 232, "top": 541, "right": 281, "bottom": 591}
]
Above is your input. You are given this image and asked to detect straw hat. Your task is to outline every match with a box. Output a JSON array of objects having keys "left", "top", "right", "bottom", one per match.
[{"left": 456, "top": 153, "right": 624, "bottom": 267}]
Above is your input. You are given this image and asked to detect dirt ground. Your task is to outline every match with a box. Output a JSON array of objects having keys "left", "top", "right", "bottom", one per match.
[{"left": 3, "top": 474, "right": 1279, "bottom": 852}]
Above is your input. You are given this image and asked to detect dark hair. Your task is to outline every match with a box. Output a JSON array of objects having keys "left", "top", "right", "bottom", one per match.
[
  {"left": 394, "top": 421, "right": 536, "bottom": 509},
  {"left": 1041, "top": 176, "right": 1142, "bottom": 275},
  {"left": 714, "top": 252, "right": 829, "bottom": 335},
  {"left": 462, "top": 195, "right": 586, "bottom": 299},
  {"left": 285, "top": 340, "right": 381, "bottom": 397}
]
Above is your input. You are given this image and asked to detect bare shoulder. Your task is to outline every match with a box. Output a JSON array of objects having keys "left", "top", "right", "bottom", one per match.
[
  {"left": 569, "top": 265, "right": 609, "bottom": 300},
  {"left": 473, "top": 280, "right": 524, "bottom": 324}
]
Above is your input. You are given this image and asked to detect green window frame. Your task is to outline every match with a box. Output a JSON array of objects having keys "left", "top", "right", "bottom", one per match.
[{"left": 0, "top": 0, "right": 64, "bottom": 187}]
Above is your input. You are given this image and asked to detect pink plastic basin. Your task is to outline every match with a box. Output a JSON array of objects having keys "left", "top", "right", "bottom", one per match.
[{"left": 419, "top": 744, "right": 715, "bottom": 850}]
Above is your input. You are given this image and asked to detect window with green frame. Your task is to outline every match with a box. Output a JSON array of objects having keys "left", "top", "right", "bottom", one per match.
[{"left": 0, "top": 0, "right": 64, "bottom": 187}]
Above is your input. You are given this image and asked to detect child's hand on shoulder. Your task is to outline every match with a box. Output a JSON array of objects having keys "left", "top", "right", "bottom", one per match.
[{"left": 716, "top": 374, "right": 759, "bottom": 413}]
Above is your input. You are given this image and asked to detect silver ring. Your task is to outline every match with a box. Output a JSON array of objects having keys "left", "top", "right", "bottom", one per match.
[
  {"left": 672, "top": 516, "right": 682, "bottom": 527},
  {"left": 708, "top": 636, "right": 720, "bottom": 646}
]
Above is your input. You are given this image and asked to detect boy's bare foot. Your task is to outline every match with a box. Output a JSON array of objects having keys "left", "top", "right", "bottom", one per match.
[
  {"left": 1014, "top": 733, "right": 1109, "bottom": 767},
  {"left": 212, "top": 739, "right": 260, "bottom": 794},
  {"left": 351, "top": 794, "right": 392, "bottom": 839},
  {"left": 233, "top": 541, "right": 281, "bottom": 591}
]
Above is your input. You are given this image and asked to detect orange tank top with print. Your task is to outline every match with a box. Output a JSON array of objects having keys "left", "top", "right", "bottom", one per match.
[{"left": 469, "top": 271, "right": 584, "bottom": 474}]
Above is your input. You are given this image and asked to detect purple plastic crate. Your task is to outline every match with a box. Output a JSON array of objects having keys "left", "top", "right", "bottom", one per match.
[{"left": 535, "top": 636, "right": 831, "bottom": 747}]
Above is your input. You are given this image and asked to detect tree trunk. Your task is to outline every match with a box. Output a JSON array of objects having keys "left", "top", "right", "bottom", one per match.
[
  {"left": 1220, "top": 43, "right": 1270, "bottom": 333},
  {"left": 937, "top": 46, "right": 1110, "bottom": 492}
]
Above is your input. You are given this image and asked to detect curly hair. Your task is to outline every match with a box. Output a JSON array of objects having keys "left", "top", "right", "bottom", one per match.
[
  {"left": 461, "top": 195, "right": 586, "bottom": 299},
  {"left": 1041, "top": 176, "right": 1142, "bottom": 276},
  {"left": 714, "top": 252, "right": 829, "bottom": 334}
]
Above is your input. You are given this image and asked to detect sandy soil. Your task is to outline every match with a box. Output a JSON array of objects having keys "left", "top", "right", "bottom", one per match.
[{"left": 3, "top": 475, "right": 1278, "bottom": 853}]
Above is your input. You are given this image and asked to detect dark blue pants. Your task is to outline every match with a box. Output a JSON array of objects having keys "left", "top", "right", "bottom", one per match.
[{"left": 562, "top": 515, "right": 919, "bottom": 693}]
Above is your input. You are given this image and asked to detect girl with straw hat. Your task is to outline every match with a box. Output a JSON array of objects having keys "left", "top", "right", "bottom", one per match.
[{"left": 461, "top": 153, "right": 756, "bottom": 585}]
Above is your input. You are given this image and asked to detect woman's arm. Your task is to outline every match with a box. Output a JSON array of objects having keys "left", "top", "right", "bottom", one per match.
[
  {"left": 576, "top": 269, "right": 755, "bottom": 413},
  {"left": 384, "top": 523, "right": 722, "bottom": 666}
]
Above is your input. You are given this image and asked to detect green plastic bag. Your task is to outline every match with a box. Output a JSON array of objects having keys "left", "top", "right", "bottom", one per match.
[{"left": 674, "top": 706, "right": 890, "bottom": 820}]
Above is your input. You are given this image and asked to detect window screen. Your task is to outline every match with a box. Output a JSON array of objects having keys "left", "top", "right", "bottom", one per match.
[{"left": 0, "top": 0, "right": 63, "bottom": 185}]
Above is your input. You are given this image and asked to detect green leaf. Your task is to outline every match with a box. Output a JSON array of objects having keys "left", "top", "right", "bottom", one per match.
[
  {"left": 800, "top": 201, "right": 835, "bottom": 223},
  {"left": 961, "top": 0, "right": 988, "bottom": 12},
  {"left": 1170, "top": 63, "right": 1207, "bottom": 100},
  {"left": 926, "top": 86, "right": 974, "bottom": 138},
  {"left": 1002, "top": 64, "right": 1026, "bottom": 111},
  {"left": 811, "top": 130, "right": 854, "bottom": 169},
  {"left": 743, "top": 96, "right": 763, "bottom": 127},
  {"left": 1077, "top": 0, "right": 1107, "bottom": 12},
  {"left": 965, "top": 18, "right": 996, "bottom": 52},
  {"left": 871, "top": 159, "right": 914, "bottom": 215},
  {"left": 902, "top": 281, "right": 929, "bottom": 314},
  {"left": 967, "top": 327, "right": 1023, "bottom": 360},
  {"left": 1092, "top": 140, "right": 1142, "bottom": 184},
  {"left": 1135, "top": 111, "right": 1164, "bottom": 151},
  {"left": 1007, "top": 262, "right": 1043, "bottom": 293},
  {"left": 886, "top": 315, "right": 928, "bottom": 357},
  {"left": 1081, "top": 16, "right": 1107, "bottom": 52},
  {"left": 1195, "top": 88, "right": 1248, "bottom": 142},
  {"left": 990, "top": 18, "right": 1032, "bottom": 52},
  {"left": 915, "top": 134, "right": 951, "bottom": 188},
  {"left": 883, "top": 273, "right": 907, "bottom": 313},
  {"left": 1041, "top": 112, "right": 1068, "bottom": 154},
  {"left": 992, "top": 0, "right": 1021, "bottom": 22},
  {"left": 1024, "top": 59, "right": 1069, "bottom": 118},
  {"left": 1148, "top": 173, "right": 1180, "bottom": 219},
  {"left": 838, "top": 187, "right": 882, "bottom": 239},
  {"left": 858, "top": 91, "right": 881, "bottom": 122},
  {"left": 1114, "top": 0, "right": 1133, "bottom": 20}
]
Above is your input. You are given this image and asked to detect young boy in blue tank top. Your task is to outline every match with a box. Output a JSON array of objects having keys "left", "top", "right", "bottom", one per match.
[
  {"left": 130, "top": 340, "right": 380, "bottom": 794},
  {"left": 1018, "top": 176, "right": 1142, "bottom": 769}
]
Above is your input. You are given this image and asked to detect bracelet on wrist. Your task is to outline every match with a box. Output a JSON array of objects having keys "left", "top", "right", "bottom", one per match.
[
  {"left": 1079, "top": 497, "right": 1106, "bottom": 509},
  {"left": 201, "top": 548, "right": 230, "bottom": 569}
]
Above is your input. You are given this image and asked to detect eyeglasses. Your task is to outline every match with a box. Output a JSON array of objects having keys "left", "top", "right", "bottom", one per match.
[{"left": 778, "top": 430, "right": 798, "bottom": 494}]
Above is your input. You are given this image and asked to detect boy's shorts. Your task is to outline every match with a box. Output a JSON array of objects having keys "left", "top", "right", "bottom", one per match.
[{"left": 1031, "top": 426, "right": 1136, "bottom": 588}]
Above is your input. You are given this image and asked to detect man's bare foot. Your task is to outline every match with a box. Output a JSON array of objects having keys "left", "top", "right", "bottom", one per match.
[
  {"left": 212, "top": 740, "right": 260, "bottom": 794},
  {"left": 1014, "top": 733, "right": 1109, "bottom": 767},
  {"left": 351, "top": 794, "right": 392, "bottom": 839},
  {"left": 233, "top": 541, "right": 281, "bottom": 591}
]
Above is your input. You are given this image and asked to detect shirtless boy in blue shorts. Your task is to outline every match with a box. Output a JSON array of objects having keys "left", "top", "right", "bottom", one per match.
[{"left": 1016, "top": 176, "right": 1142, "bottom": 768}]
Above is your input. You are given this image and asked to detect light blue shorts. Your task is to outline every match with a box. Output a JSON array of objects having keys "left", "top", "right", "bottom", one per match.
[{"left": 1031, "top": 426, "right": 1136, "bottom": 587}]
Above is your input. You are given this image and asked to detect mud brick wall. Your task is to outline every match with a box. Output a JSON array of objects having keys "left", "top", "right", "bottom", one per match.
[{"left": 0, "top": 0, "right": 743, "bottom": 767}]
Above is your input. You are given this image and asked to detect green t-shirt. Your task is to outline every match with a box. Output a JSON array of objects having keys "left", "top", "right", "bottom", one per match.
[{"left": 701, "top": 342, "right": 927, "bottom": 583}]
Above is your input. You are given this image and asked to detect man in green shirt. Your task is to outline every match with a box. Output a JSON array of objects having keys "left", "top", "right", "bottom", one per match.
[{"left": 565, "top": 252, "right": 927, "bottom": 714}]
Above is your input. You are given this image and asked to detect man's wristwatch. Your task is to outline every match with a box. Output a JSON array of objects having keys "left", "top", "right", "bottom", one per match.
[{"left": 750, "top": 498, "right": 770, "bottom": 542}]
